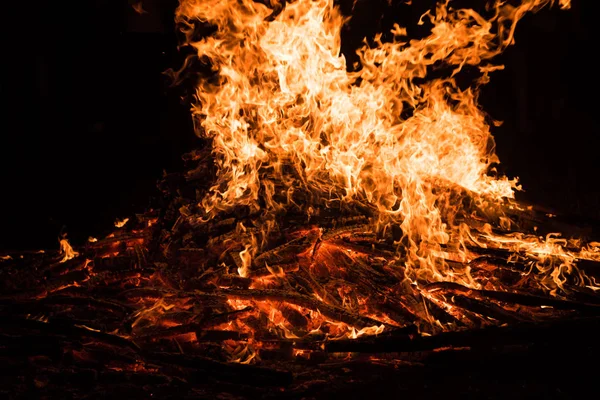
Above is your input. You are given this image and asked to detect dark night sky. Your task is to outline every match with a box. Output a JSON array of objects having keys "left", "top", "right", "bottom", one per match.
[{"left": 1, "top": 0, "right": 599, "bottom": 251}]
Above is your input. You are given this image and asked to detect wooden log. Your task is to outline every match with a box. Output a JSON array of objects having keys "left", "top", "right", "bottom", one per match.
[
  {"left": 118, "top": 285, "right": 387, "bottom": 329},
  {"left": 6, "top": 295, "right": 134, "bottom": 314},
  {"left": 325, "top": 316, "right": 600, "bottom": 353},
  {"left": 85, "top": 269, "right": 148, "bottom": 288},
  {"left": 0, "top": 316, "right": 141, "bottom": 353},
  {"left": 443, "top": 294, "right": 530, "bottom": 323},
  {"left": 423, "top": 281, "right": 600, "bottom": 314},
  {"left": 141, "top": 351, "right": 293, "bottom": 387},
  {"left": 251, "top": 230, "right": 320, "bottom": 271},
  {"left": 134, "top": 307, "right": 254, "bottom": 341},
  {"left": 195, "top": 330, "right": 247, "bottom": 342},
  {"left": 220, "top": 288, "right": 391, "bottom": 329}
]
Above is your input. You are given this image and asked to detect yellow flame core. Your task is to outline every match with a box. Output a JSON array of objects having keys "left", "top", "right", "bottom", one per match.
[
  {"left": 115, "top": 218, "right": 130, "bottom": 228},
  {"left": 176, "top": 0, "right": 573, "bottom": 283},
  {"left": 59, "top": 239, "right": 79, "bottom": 263}
]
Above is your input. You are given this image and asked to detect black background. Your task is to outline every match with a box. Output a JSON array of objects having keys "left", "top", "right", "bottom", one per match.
[{"left": 1, "top": 0, "right": 598, "bottom": 251}]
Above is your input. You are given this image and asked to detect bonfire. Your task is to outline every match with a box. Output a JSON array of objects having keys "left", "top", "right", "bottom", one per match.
[{"left": 2, "top": 0, "right": 599, "bottom": 398}]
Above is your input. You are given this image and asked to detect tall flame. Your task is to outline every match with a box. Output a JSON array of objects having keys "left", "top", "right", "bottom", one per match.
[{"left": 175, "top": 0, "right": 574, "bottom": 284}]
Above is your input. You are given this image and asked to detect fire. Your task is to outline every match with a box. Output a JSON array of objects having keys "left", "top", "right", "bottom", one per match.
[
  {"left": 131, "top": 1, "right": 148, "bottom": 15},
  {"left": 59, "top": 238, "right": 79, "bottom": 263},
  {"left": 115, "top": 217, "right": 130, "bottom": 228},
  {"left": 174, "top": 0, "right": 582, "bottom": 290},
  {"left": 5, "top": 3, "right": 599, "bottom": 388},
  {"left": 18, "top": 0, "right": 580, "bottom": 367},
  {"left": 349, "top": 324, "right": 385, "bottom": 339}
]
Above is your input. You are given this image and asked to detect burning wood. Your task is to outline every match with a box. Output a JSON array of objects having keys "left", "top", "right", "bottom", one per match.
[{"left": 2, "top": 0, "right": 599, "bottom": 397}]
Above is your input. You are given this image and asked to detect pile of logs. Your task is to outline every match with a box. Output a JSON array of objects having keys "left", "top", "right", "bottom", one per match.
[{"left": 2, "top": 145, "right": 600, "bottom": 398}]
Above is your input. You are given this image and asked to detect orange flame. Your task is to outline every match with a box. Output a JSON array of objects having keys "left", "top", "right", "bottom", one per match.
[
  {"left": 115, "top": 217, "right": 130, "bottom": 228},
  {"left": 59, "top": 238, "right": 79, "bottom": 263},
  {"left": 175, "top": 0, "right": 576, "bottom": 288}
]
